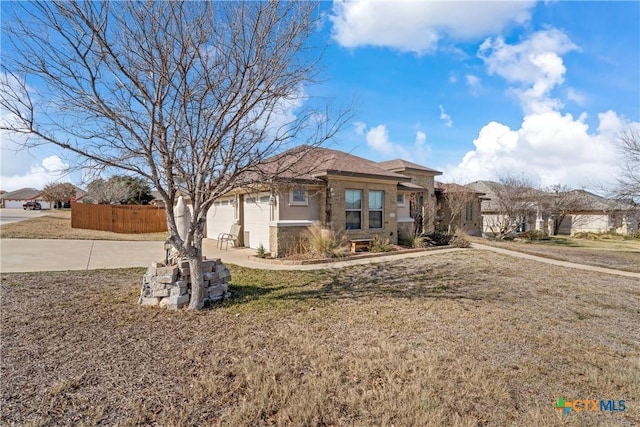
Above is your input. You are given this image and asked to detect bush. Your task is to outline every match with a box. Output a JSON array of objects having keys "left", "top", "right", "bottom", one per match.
[
  {"left": 256, "top": 243, "right": 266, "bottom": 258},
  {"left": 517, "top": 230, "right": 548, "bottom": 241},
  {"left": 304, "top": 225, "right": 348, "bottom": 258},
  {"left": 412, "top": 236, "right": 425, "bottom": 248},
  {"left": 450, "top": 231, "right": 471, "bottom": 248},
  {"left": 370, "top": 237, "right": 393, "bottom": 253},
  {"left": 574, "top": 231, "right": 624, "bottom": 241},
  {"left": 422, "top": 232, "right": 451, "bottom": 246},
  {"left": 397, "top": 233, "right": 414, "bottom": 247}
]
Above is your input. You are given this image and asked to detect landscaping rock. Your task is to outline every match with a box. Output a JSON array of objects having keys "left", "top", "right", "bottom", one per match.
[{"left": 138, "top": 257, "right": 231, "bottom": 310}]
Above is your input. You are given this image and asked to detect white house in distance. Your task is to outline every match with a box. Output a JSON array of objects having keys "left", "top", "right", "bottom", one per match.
[{"left": 0, "top": 188, "right": 52, "bottom": 209}]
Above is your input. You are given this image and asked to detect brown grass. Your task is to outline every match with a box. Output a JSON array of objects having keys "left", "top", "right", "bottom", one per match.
[
  {"left": 471, "top": 236, "right": 640, "bottom": 273},
  {"left": 0, "top": 210, "right": 168, "bottom": 241},
  {"left": 1, "top": 250, "right": 638, "bottom": 426}
]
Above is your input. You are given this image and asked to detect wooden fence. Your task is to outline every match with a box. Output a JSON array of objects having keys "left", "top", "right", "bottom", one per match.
[{"left": 71, "top": 203, "right": 168, "bottom": 233}]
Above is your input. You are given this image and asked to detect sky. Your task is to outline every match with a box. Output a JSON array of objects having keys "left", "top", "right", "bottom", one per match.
[{"left": 1, "top": 0, "right": 639, "bottom": 193}]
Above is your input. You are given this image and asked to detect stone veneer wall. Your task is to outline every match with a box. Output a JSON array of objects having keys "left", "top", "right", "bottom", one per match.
[
  {"left": 324, "top": 177, "right": 399, "bottom": 244},
  {"left": 138, "top": 258, "right": 231, "bottom": 310}
]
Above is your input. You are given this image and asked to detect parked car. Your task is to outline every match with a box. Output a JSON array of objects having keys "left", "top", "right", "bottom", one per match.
[{"left": 23, "top": 201, "right": 42, "bottom": 210}]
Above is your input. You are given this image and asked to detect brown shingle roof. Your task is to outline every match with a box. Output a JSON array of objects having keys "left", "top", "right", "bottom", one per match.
[
  {"left": 378, "top": 159, "right": 442, "bottom": 175},
  {"left": 256, "top": 146, "right": 411, "bottom": 182},
  {"left": 0, "top": 188, "right": 42, "bottom": 200}
]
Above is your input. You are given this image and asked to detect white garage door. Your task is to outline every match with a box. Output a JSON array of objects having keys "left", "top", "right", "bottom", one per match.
[
  {"left": 244, "top": 194, "right": 272, "bottom": 251},
  {"left": 4, "top": 200, "right": 25, "bottom": 209},
  {"left": 206, "top": 197, "right": 236, "bottom": 240}
]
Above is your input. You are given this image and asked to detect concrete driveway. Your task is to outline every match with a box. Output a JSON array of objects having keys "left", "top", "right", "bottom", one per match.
[{"left": 0, "top": 208, "right": 48, "bottom": 225}]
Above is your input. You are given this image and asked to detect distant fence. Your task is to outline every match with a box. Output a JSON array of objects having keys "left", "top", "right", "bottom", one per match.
[{"left": 71, "top": 203, "right": 168, "bottom": 234}]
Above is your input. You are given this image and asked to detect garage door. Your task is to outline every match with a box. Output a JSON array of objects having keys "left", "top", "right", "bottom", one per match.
[
  {"left": 244, "top": 194, "right": 272, "bottom": 251},
  {"left": 206, "top": 197, "right": 236, "bottom": 240},
  {"left": 4, "top": 200, "right": 25, "bottom": 209}
]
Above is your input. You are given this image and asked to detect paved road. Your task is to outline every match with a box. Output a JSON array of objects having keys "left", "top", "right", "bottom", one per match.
[{"left": 0, "top": 208, "right": 48, "bottom": 225}]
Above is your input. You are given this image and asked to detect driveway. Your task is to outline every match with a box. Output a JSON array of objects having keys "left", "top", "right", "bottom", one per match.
[{"left": 0, "top": 208, "right": 48, "bottom": 225}]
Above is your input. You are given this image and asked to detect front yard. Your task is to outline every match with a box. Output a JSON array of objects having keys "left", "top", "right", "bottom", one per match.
[
  {"left": 0, "top": 210, "right": 168, "bottom": 241},
  {"left": 2, "top": 250, "right": 638, "bottom": 426},
  {"left": 471, "top": 235, "right": 640, "bottom": 273}
]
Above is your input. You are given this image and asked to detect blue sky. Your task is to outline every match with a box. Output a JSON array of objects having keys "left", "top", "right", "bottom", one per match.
[{"left": 1, "top": 1, "right": 639, "bottom": 192}]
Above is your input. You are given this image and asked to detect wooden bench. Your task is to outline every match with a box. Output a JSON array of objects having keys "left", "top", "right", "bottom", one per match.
[{"left": 350, "top": 238, "right": 373, "bottom": 254}]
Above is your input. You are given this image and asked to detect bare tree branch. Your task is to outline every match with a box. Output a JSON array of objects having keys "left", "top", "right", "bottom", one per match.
[{"left": 0, "top": 1, "right": 349, "bottom": 309}]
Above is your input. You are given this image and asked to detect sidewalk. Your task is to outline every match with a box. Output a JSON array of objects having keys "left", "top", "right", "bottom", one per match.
[
  {"left": 471, "top": 242, "right": 640, "bottom": 279},
  {"left": 0, "top": 238, "right": 462, "bottom": 273},
  {"left": 2, "top": 238, "right": 638, "bottom": 278}
]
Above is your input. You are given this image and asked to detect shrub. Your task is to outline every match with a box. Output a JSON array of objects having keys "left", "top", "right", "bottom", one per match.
[
  {"left": 412, "top": 236, "right": 425, "bottom": 248},
  {"left": 422, "top": 232, "right": 451, "bottom": 246},
  {"left": 517, "top": 230, "right": 548, "bottom": 241},
  {"left": 397, "top": 233, "right": 413, "bottom": 247},
  {"left": 304, "top": 225, "right": 348, "bottom": 258},
  {"left": 370, "top": 237, "right": 393, "bottom": 253},
  {"left": 450, "top": 231, "right": 471, "bottom": 248},
  {"left": 256, "top": 243, "right": 266, "bottom": 258}
]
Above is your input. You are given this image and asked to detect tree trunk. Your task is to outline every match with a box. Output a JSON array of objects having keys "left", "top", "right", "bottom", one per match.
[
  {"left": 187, "top": 218, "right": 207, "bottom": 310},
  {"left": 188, "top": 249, "right": 204, "bottom": 310}
]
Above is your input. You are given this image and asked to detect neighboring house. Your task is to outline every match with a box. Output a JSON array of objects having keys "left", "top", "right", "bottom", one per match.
[
  {"left": 206, "top": 146, "right": 442, "bottom": 257},
  {"left": 0, "top": 188, "right": 51, "bottom": 209},
  {"left": 434, "top": 182, "right": 485, "bottom": 236},
  {"left": 554, "top": 190, "right": 638, "bottom": 235},
  {"left": 467, "top": 180, "right": 639, "bottom": 236}
]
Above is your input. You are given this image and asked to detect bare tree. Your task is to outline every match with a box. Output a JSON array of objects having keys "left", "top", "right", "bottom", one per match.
[
  {"left": 439, "top": 183, "right": 478, "bottom": 234},
  {"left": 485, "top": 176, "right": 537, "bottom": 238},
  {"left": 0, "top": 1, "right": 347, "bottom": 309},
  {"left": 85, "top": 177, "right": 129, "bottom": 205},
  {"left": 615, "top": 126, "right": 640, "bottom": 202},
  {"left": 538, "top": 185, "right": 587, "bottom": 235},
  {"left": 41, "top": 182, "right": 77, "bottom": 208}
]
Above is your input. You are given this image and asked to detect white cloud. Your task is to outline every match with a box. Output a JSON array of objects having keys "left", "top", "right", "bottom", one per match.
[
  {"left": 478, "top": 28, "right": 579, "bottom": 114},
  {"left": 465, "top": 74, "right": 482, "bottom": 95},
  {"left": 354, "top": 121, "right": 367, "bottom": 136},
  {"left": 415, "top": 131, "right": 427, "bottom": 146},
  {"left": 446, "top": 29, "right": 636, "bottom": 190},
  {"left": 567, "top": 87, "right": 586, "bottom": 105},
  {"left": 330, "top": 0, "right": 535, "bottom": 55},
  {"left": 439, "top": 105, "right": 453, "bottom": 127},
  {"left": 367, "top": 125, "right": 401, "bottom": 156},
  {"left": 0, "top": 151, "right": 70, "bottom": 191},
  {"left": 446, "top": 110, "right": 632, "bottom": 189}
]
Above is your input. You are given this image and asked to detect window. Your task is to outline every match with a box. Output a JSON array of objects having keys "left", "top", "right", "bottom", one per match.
[
  {"left": 397, "top": 193, "right": 405, "bottom": 207},
  {"left": 465, "top": 202, "right": 473, "bottom": 221},
  {"left": 289, "top": 187, "right": 308, "bottom": 206},
  {"left": 369, "top": 190, "right": 383, "bottom": 229},
  {"left": 345, "top": 189, "right": 362, "bottom": 230}
]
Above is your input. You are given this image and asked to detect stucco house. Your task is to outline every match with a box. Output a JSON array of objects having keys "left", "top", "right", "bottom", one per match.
[
  {"left": 206, "top": 146, "right": 442, "bottom": 257},
  {"left": 434, "top": 182, "right": 485, "bottom": 236},
  {"left": 553, "top": 190, "right": 638, "bottom": 235},
  {"left": 0, "top": 188, "right": 51, "bottom": 209},
  {"left": 468, "top": 180, "right": 638, "bottom": 236}
]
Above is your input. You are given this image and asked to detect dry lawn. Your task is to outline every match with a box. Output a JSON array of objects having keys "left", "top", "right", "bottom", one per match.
[
  {"left": 1, "top": 250, "right": 638, "bottom": 426},
  {"left": 0, "top": 210, "right": 168, "bottom": 241},
  {"left": 471, "top": 236, "right": 640, "bottom": 273}
]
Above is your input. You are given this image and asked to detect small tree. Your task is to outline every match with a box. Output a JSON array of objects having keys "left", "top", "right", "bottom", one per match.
[
  {"left": 615, "top": 126, "right": 640, "bottom": 202},
  {"left": 440, "top": 183, "right": 478, "bottom": 234},
  {"left": 485, "top": 176, "right": 537, "bottom": 238},
  {"left": 41, "top": 182, "right": 77, "bottom": 208},
  {"left": 86, "top": 177, "right": 130, "bottom": 205},
  {"left": 539, "top": 185, "right": 587, "bottom": 235},
  {"left": 1, "top": 1, "right": 347, "bottom": 309},
  {"left": 119, "top": 176, "right": 153, "bottom": 205}
]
